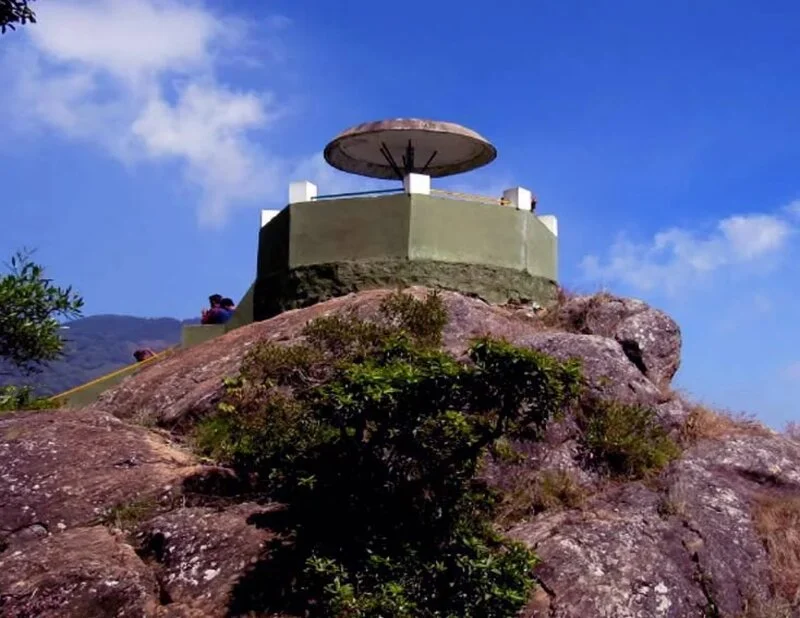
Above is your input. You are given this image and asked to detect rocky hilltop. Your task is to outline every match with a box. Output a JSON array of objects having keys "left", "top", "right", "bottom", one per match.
[{"left": 1, "top": 288, "right": 798, "bottom": 618}]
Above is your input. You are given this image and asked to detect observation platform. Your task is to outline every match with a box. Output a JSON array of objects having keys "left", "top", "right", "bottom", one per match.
[{"left": 253, "top": 177, "right": 558, "bottom": 320}]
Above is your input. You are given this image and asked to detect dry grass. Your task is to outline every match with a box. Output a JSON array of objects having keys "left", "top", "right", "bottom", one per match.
[
  {"left": 538, "top": 287, "right": 614, "bottom": 333},
  {"left": 753, "top": 494, "right": 800, "bottom": 607},
  {"left": 784, "top": 422, "right": 800, "bottom": 443},
  {"left": 657, "top": 480, "right": 690, "bottom": 519},
  {"left": 738, "top": 595, "right": 793, "bottom": 618},
  {"left": 496, "top": 468, "right": 586, "bottom": 526},
  {"left": 680, "top": 405, "right": 772, "bottom": 444}
]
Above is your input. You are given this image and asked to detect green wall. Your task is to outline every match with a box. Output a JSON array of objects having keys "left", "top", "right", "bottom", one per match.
[
  {"left": 260, "top": 195, "right": 557, "bottom": 281},
  {"left": 181, "top": 324, "right": 226, "bottom": 347},
  {"left": 408, "top": 195, "right": 556, "bottom": 278},
  {"left": 524, "top": 214, "right": 558, "bottom": 279},
  {"left": 257, "top": 207, "right": 291, "bottom": 280},
  {"left": 289, "top": 195, "right": 411, "bottom": 267}
]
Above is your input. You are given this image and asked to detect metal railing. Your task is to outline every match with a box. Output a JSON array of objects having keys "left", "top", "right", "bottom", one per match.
[
  {"left": 48, "top": 345, "right": 178, "bottom": 404},
  {"left": 312, "top": 188, "right": 405, "bottom": 201},
  {"left": 311, "top": 187, "right": 512, "bottom": 207},
  {"left": 430, "top": 189, "right": 512, "bottom": 206}
]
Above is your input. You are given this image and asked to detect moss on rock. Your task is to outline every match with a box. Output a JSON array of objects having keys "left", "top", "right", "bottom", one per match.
[{"left": 254, "top": 259, "right": 556, "bottom": 320}]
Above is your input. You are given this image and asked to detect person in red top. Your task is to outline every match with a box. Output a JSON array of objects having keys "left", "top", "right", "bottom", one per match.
[
  {"left": 202, "top": 294, "right": 235, "bottom": 325},
  {"left": 201, "top": 294, "right": 223, "bottom": 324}
]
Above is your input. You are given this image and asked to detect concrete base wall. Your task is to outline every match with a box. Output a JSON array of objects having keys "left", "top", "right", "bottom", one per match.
[
  {"left": 254, "top": 194, "right": 558, "bottom": 321},
  {"left": 181, "top": 324, "right": 226, "bottom": 348},
  {"left": 408, "top": 195, "right": 557, "bottom": 277}
]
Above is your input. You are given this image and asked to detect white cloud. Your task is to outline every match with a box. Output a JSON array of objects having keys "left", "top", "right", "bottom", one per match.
[
  {"left": 582, "top": 209, "right": 795, "bottom": 294},
  {"left": 786, "top": 199, "right": 800, "bottom": 219},
  {"left": 3, "top": 0, "right": 292, "bottom": 226},
  {"left": 28, "top": 0, "right": 220, "bottom": 79}
]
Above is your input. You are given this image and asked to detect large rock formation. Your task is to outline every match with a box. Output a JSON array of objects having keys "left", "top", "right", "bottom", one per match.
[{"left": 1, "top": 289, "right": 797, "bottom": 617}]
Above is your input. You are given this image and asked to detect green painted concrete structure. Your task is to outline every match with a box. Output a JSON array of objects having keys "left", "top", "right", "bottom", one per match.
[{"left": 253, "top": 193, "right": 558, "bottom": 320}]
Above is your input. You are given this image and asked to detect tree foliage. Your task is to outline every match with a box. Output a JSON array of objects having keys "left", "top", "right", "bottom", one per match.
[
  {"left": 0, "top": 249, "right": 83, "bottom": 375},
  {"left": 0, "top": 383, "right": 57, "bottom": 413},
  {"left": 197, "top": 291, "right": 582, "bottom": 617},
  {"left": 0, "top": 0, "right": 36, "bottom": 34}
]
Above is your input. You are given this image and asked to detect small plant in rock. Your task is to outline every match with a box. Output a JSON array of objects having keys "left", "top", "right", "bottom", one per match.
[
  {"left": 102, "top": 497, "right": 160, "bottom": 531},
  {"left": 497, "top": 468, "right": 586, "bottom": 526},
  {"left": 0, "top": 384, "right": 58, "bottom": 413},
  {"left": 657, "top": 481, "right": 689, "bottom": 519},
  {"left": 196, "top": 291, "right": 582, "bottom": 617},
  {"left": 579, "top": 399, "right": 680, "bottom": 479}
]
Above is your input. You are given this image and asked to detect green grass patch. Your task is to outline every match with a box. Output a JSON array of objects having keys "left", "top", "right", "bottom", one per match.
[{"left": 579, "top": 399, "right": 680, "bottom": 479}]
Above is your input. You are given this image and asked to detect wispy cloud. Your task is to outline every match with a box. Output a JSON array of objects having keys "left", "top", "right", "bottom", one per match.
[
  {"left": 3, "top": 0, "right": 295, "bottom": 226},
  {"left": 782, "top": 361, "right": 800, "bottom": 382},
  {"left": 581, "top": 207, "right": 796, "bottom": 294}
]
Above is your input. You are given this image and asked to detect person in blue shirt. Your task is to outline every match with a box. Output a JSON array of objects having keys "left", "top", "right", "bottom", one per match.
[
  {"left": 218, "top": 298, "right": 236, "bottom": 323},
  {"left": 203, "top": 297, "right": 236, "bottom": 324}
]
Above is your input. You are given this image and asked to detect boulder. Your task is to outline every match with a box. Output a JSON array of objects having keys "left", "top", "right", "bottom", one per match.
[
  {"left": 509, "top": 430, "right": 800, "bottom": 617},
  {"left": 545, "top": 293, "right": 681, "bottom": 389},
  {"left": 134, "top": 503, "right": 277, "bottom": 617},
  {"left": 517, "top": 331, "right": 662, "bottom": 406},
  {"left": 90, "top": 288, "right": 543, "bottom": 431},
  {"left": 0, "top": 408, "right": 199, "bottom": 544},
  {"left": 93, "top": 289, "right": 671, "bottom": 432},
  {"left": 511, "top": 484, "right": 708, "bottom": 618},
  {"left": 0, "top": 288, "right": 795, "bottom": 617},
  {"left": 0, "top": 526, "right": 160, "bottom": 617}
]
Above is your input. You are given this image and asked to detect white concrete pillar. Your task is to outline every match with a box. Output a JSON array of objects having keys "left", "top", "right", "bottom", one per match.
[
  {"left": 538, "top": 215, "right": 558, "bottom": 237},
  {"left": 403, "top": 173, "right": 431, "bottom": 195},
  {"left": 502, "top": 186, "right": 533, "bottom": 211},
  {"left": 261, "top": 209, "right": 279, "bottom": 228},
  {"left": 289, "top": 181, "right": 318, "bottom": 204}
]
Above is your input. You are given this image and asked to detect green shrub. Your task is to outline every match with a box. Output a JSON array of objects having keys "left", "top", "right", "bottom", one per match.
[
  {"left": 0, "top": 384, "right": 59, "bottom": 413},
  {"left": 378, "top": 289, "right": 448, "bottom": 347},
  {"left": 579, "top": 400, "right": 680, "bottom": 479},
  {"left": 196, "top": 291, "right": 582, "bottom": 617}
]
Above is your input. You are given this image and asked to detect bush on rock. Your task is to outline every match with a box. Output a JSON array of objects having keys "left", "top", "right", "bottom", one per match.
[{"left": 196, "top": 291, "right": 582, "bottom": 617}]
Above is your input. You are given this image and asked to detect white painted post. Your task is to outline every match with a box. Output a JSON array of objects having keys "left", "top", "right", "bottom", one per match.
[
  {"left": 502, "top": 186, "right": 533, "bottom": 211},
  {"left": 261, "top": 209, "right": 279, "bottom": 228},
  {"left": 538, "top": 215, "right": 558, "bottom": 237},
  {"left": 289, "top": 181, "right": 318, "bottom": 204},
  {"left": 403, "top": 173, "right": 431, "bottom": 195}
]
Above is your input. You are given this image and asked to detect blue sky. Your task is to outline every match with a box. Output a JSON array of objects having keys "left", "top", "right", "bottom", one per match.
[{"left": 0, "top": 0, "right": 798, "bottom": 427}]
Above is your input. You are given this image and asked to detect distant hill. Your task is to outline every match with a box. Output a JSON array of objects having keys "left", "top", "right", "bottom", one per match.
[{"left": 0, "top": 315, "right": 197, "bottom": 396}]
